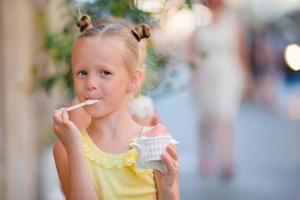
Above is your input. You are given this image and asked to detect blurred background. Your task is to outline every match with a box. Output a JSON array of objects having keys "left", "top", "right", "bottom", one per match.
[{"left": 1, "top": 0, "right": 300, "bottom": 199}]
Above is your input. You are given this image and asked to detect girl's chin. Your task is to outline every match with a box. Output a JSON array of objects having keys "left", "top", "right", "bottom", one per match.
[
  {"left": 86, "top": 113, "right": 105, "bottom": 119},
  {"left": 84, "top": 109, "right": 100, "bottom": 116},
  {"left": 84, "top": 108, "right": 109, "bottom": 119}
]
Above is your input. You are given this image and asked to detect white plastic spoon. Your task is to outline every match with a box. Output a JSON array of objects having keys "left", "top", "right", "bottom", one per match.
[{"left": 67, "top": 99, "right": 99, "bottom": 112}]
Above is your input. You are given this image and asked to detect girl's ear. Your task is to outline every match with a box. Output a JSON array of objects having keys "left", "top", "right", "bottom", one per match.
[{"left": 127, "top": 68, "right": 145, "bottom": 93}]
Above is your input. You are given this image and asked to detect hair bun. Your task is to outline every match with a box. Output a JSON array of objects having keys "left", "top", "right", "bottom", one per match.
[
  {"left": 76, "top": 15, "right": 93, "bottom": 32},
  {"left": 131, "top": 24, "right": 151, "bottom": 42}
]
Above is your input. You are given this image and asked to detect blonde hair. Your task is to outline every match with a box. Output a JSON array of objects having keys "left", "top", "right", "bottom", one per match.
[{"left": 76, "top": 15, "right": 151, "bottom": 74}]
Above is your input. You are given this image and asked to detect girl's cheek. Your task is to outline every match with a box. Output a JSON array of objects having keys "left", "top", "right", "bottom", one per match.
[{"left": 74, "top": 86, "right": 85, "bottom": 99}]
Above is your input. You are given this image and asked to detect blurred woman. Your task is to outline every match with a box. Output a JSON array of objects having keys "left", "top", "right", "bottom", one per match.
[{"left": 188, "top": 0, "right": 251, "bottom": 178}]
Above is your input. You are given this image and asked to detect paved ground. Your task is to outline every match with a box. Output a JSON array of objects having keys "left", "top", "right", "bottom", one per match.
[{"left": 155, "top": 89, "right": 300, "bottom": 200}]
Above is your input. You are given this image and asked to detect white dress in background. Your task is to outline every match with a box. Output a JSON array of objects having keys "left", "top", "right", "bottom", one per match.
[{"left": 193, "top": 9, "right": 246, "bottom": 119}]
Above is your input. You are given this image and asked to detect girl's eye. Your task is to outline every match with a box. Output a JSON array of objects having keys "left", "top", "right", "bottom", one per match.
[
  {"left": 99, "top": 71, "right": 112, "bottom": 78},
  {"left": 77, "top": 71, "right": 87, "bottom": 77}
]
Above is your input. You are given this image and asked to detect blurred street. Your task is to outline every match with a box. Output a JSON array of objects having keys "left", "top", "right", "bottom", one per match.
[{"left": 156, "top": 88, "right": 300, "bottom": 200}]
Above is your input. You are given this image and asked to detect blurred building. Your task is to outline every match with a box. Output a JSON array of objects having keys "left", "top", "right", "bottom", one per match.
[
  {"left": 0, "top": 0, "right": 67, "bottom": 199},
  {"left": 0, "top": 1, "right": 38, "bottom": 199}
]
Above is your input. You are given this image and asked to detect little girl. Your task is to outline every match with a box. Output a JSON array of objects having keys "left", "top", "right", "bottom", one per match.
[{"left": 52, "top": 15, "right": 179, "bottom": 200}]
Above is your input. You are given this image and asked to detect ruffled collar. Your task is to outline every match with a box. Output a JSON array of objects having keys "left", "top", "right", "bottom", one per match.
[{"left": 81, "top": 130, "right": 139, "bottom": 169}]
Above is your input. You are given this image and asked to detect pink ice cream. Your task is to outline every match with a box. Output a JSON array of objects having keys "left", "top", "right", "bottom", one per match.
[{"left": 143, "top": 124, "right": 169, "bottom": 137}]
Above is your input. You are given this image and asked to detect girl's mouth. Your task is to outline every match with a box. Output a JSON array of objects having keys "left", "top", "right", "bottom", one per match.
[{"left": 85, "top": 97, "right": 101, "bottom": 101}]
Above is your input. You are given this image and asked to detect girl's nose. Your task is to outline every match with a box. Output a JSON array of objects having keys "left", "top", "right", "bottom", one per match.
[{"left": 85, "top": 75, "right": 97, "bottom": 90}]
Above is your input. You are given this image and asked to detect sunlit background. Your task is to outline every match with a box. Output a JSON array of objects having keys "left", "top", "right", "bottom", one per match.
[{"left": 1, "top": 0, "right": 300, "bottom": 199}]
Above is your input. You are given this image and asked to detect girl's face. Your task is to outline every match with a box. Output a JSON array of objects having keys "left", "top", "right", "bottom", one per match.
[{"left": 72, "top": 37, "right": 135, "bottom": 118}]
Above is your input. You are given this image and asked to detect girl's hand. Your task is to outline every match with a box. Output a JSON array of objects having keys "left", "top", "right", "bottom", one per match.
[
  {"left": 53, "top": 108, "right": 83, "bottom": 153},
  {"left": 155, "top": 144, "right": 180, "bottom": 200}
]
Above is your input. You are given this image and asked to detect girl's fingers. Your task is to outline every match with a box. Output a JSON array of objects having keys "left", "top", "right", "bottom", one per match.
[
  {"left": 53, "top": 109, "right": 64, "bottom": 133},
  {"left": 61, "top": 108, "right": 70, "bottom": 124},
  {"left": 166, "top": 144, "right": 178, "bottom": 161},
  {"left": 62, "top": 109, "right": 78, "bottom": 130},
  {"left": 161, "top": 152, "right": 178, "bottom": 174},
  {"left": 54, "top": 108, "right": 71, "bottom": 128},
  {"left": 53, "top": 108, "right": 64, "bottom": 124}
]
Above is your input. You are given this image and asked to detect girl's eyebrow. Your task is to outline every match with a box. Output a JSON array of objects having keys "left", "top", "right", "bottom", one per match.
[
  {"left": 73, "top": 64, "right": 85, "bottom": 69},
  {"left": 72, "top": 63, "right": 114, "bottom": 70}
]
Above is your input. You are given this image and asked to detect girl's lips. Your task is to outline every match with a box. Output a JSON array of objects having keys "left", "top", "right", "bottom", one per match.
[{"left": 85, "top": 97, "right": 101, "bottom": 100}]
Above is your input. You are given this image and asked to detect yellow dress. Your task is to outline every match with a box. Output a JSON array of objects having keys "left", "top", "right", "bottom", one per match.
[{"left": 81, "top": 130, "right": 157, "bottom": 200}]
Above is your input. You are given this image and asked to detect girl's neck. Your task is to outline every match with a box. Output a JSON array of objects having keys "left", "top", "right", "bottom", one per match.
[{"left": 87, "top": 104, "right": 141, "bottom": 140}]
